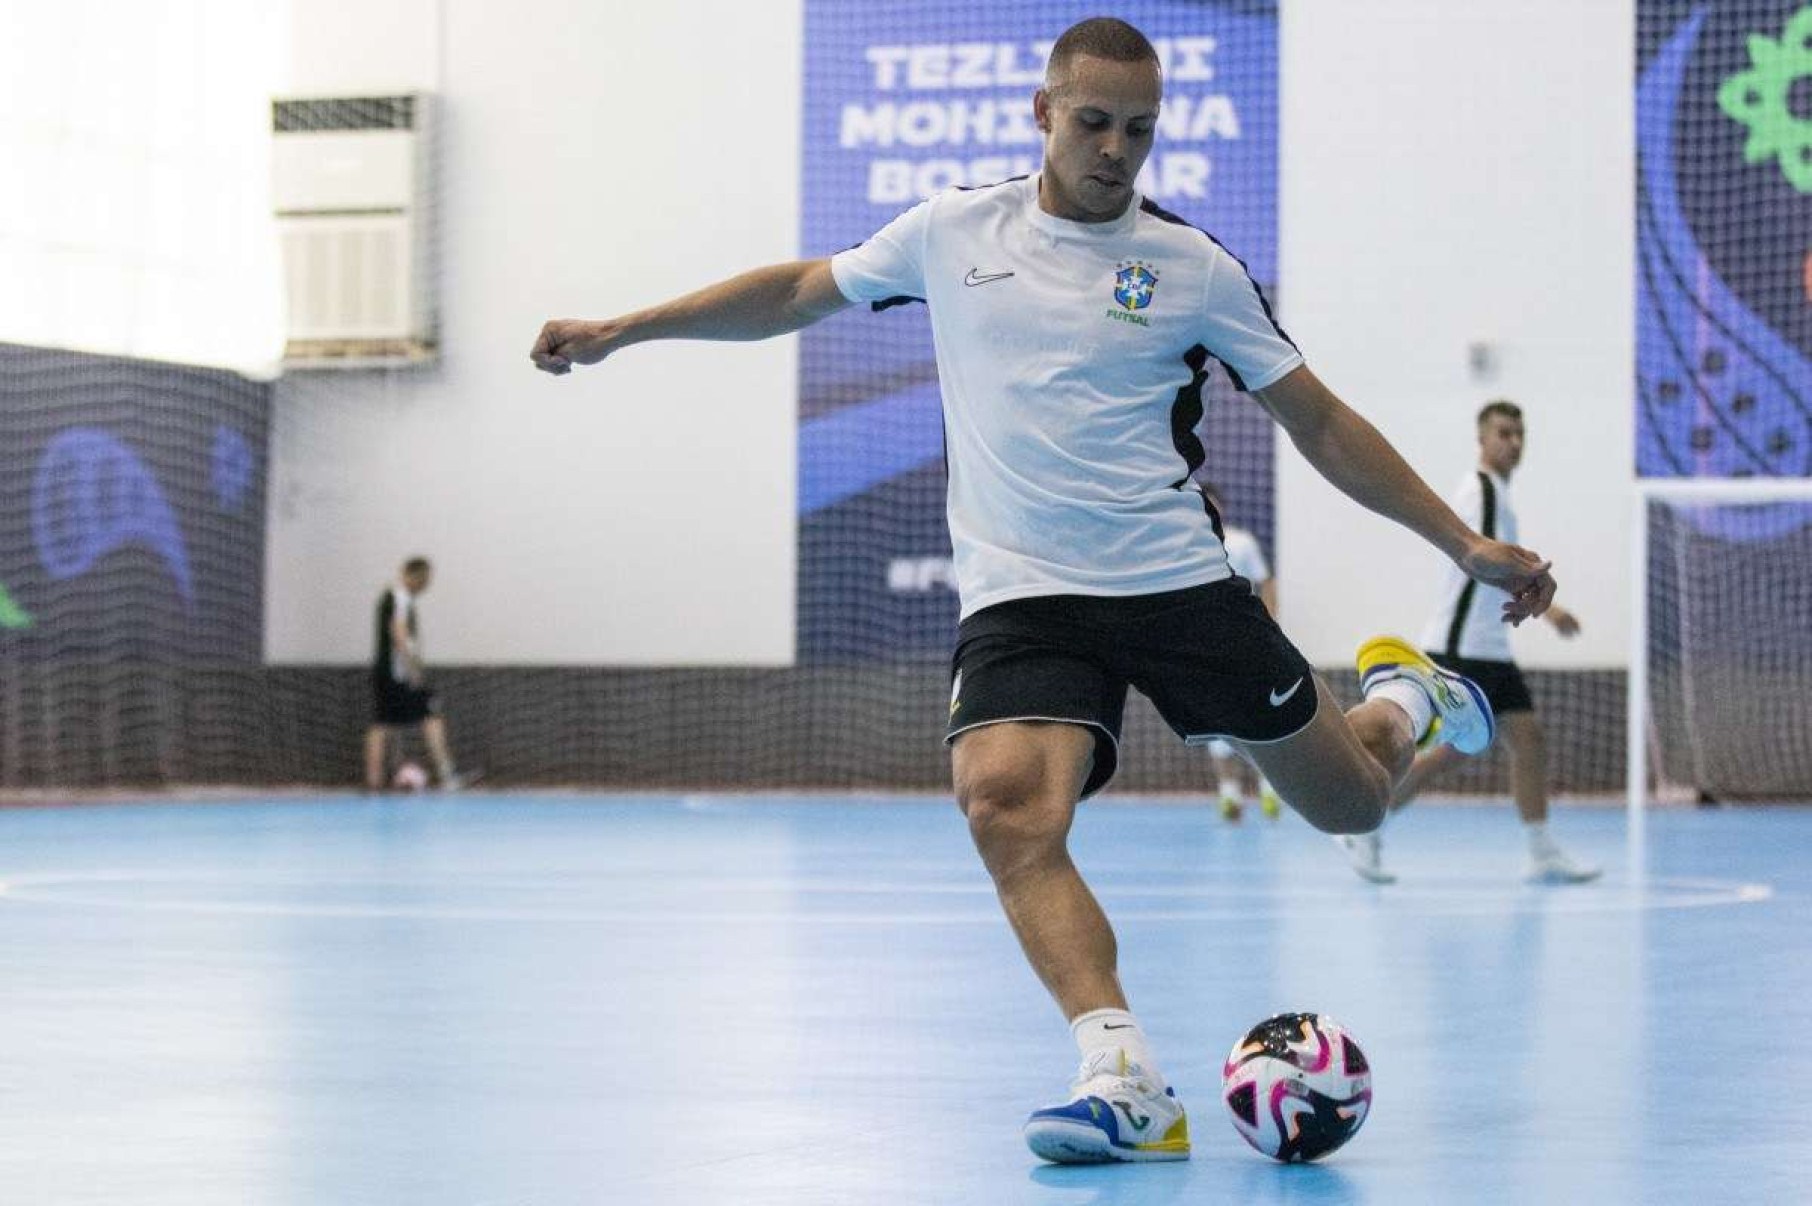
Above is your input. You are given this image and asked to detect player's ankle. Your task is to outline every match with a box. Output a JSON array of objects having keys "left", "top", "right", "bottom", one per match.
[{"left": 1071, "top": 1007, "right": 1160, "bottom": 1077}]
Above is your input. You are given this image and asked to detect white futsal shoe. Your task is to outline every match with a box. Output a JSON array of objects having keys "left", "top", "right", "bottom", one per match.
[
  {"left": 1525, "top": 837, "right": 1602, "bottom": 884},
  {"left": 1337, "top": 830, "right": 1397, "bottom": 884},
  {"left": 435, "top": 768, "right": 484, "bottom": 792},
  {"left": 1023, "top": 1049, "right": 1191, "bottom": 1164}
]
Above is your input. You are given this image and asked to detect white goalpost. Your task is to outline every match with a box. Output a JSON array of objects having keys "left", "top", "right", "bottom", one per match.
[{"left": 1629, "top": 477, "right": 1812, "bottom": 836}]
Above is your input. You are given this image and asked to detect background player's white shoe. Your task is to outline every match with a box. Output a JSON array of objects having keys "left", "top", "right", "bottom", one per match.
[
  {"left": 1336, "top": 830, "right": 1396, "bottom": 884},
  {"left": 436, "top": 768, "right": 483, "bottom": 792},
  {"left": 1023, "top": 1049, "right": 1191, "bottom": 1164},
  {"left": 1525, "top": 837, "right": 1602, "bottom": 884}
]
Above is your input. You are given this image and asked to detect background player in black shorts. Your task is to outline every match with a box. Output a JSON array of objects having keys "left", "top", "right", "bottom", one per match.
[
  {"left": 362, "top": 556, "right": 472, "bottom": 792},
  {"left": 1337, "top": 402, "right": 1599, "bottom": 884}
]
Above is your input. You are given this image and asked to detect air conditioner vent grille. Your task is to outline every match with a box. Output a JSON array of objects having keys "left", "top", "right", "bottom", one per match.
[{"left": 273, "top": 96, "right": 416, "bottom": 133}]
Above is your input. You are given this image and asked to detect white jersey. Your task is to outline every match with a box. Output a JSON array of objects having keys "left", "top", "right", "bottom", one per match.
[
  {"left": 1418, "top": 469, "right": 1517, "bottom": 660},
  {"left": 831, "top": 175, "right": 1304, "bottom": 619},
  {"left": 1220, "top": 525, "right": 1270, "bottom": 591}
]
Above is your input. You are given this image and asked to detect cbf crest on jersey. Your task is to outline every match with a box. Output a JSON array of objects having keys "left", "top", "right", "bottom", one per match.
[{"left": 1113, "top": 261, "right": 1160, "bottom": 311}]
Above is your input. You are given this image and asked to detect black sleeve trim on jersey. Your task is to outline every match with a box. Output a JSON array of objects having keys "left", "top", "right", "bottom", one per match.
[
  {"left": 1138, "top": 197, "right": 1298, "bottom": 354},
  {"left": 1443, "top": 472, "right": 1497, "bottom": 657},
  {"left": 1168, "top": 343, "right": 1212, "bottom": 487},
  {"left": 1166, "top": 343, "right": 1226, "bottom": 544}
]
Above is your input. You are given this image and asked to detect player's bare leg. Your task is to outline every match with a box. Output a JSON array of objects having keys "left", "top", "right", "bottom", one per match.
[
  {"left": 954, "top": 721, "right": 1190, "bottom": 1164},
  {"left": 1233, "top": 678, "right": 1400, "bottom": 835},
  {"left": 1244, "top": 638, "right": 1496, "bottom": 881},
  {"left": 1501, "top": 711, "right": 1547, "bottom": 824},
  {"left": 1503, "top": 711, "right": 1600, "bottom": 882},
  {"left": 421, "top": 716, "right": 460, "bottom": 786},
  {"left": 362, "top": 725, "right": 390, "bottom": 791},
  {"left": 953, "top": 721, "right": 1117, "bottom": 1017}
]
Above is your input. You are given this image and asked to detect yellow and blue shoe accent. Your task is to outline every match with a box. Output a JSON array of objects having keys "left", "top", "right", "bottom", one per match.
[
  {"left": 1356, "top": 635, "right": 1496, "bottom": 755},
  {"left": 1023, "top": 1051, "right": 1191, "bottom": 1164}
]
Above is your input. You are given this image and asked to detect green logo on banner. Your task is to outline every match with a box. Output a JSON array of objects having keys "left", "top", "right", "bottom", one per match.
[
  {"left": 0, "top": 582, "right": 32, "bottom": 630},
  {"left": 1718, "top": 7, "right": 1812, "bottom": 193}
]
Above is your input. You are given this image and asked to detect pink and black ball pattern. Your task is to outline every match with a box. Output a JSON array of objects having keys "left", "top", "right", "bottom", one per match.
[{"left": 1221, "top": 1012, "right": 1372, "bottom": 1162}]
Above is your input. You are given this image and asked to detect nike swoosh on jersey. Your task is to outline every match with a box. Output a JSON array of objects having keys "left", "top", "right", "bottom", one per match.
[
  {"left": 1268, "top": 678, "right": 1305, "bottom": 707},
  {"left": 963, "top": 268, "right": 1015, "bottom": 286}
]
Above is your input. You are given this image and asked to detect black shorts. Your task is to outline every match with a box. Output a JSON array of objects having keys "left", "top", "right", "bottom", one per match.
[
  {"left": 1426, "top": 653, "right": 1534, "bottom": 716},
  {"left": 373, "top": 672, "right": 441, "bottom": 726},
  {"left": 946, "top": 580, "right": 1319, "bottom": 798}
]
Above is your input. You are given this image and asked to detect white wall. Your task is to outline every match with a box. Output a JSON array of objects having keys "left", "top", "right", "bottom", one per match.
[
  {"left": 1277, "top": 0, "right": 1633, "bottom": 668},
  {"left": 268, "top": 0, "right": 1634, "bottom": 669},
  {"left": 0, "top": 0, "right": 286, "bottom": 377},
  {"left": 266, "top": 0, "right": 801, "bottom": 665}
]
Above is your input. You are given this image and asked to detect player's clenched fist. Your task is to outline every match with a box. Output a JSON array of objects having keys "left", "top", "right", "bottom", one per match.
[{"left": 530, "top": 319, "right": 619, "bottom": 375}]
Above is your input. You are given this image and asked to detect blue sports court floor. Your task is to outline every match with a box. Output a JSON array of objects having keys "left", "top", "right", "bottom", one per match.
[{"left": 0, "top": 792, "right": 1802, "bottom": 1205}]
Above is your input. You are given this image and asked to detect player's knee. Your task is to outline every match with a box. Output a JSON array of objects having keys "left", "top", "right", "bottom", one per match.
[{"left": 958, "top": 765, "right": 1071, "bottom": 863}]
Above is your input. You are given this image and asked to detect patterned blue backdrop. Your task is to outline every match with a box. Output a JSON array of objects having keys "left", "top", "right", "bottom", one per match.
[
  {"left": 1637, "top": 1, "right": 1812, "bottom": 490},
  {"left": 0, "top": 343, "right": 268, "bottom": 664}
]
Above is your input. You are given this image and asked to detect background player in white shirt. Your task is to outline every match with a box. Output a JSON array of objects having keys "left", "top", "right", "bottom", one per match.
[
  {"left": 532, "top": 18, "right": 1557, "bottom": 1167},
  {"left": 1198, "top": 480, "right": 1282, "bottom": 821},
  {"left": 1337, "top": 402, "right": 1599, "bottom": 884}
]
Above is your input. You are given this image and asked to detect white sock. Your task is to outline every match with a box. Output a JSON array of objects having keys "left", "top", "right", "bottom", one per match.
[
  {"left": 1366, "top": 678, "right": 1435, "bottom": 743},
  {"left": 1218, "top": 778, "right": 1240, "bottom": 800},
  {"left": 1071, "top": 1008, "right": 1160, "bottom": 1076},
  {"left": 1525, "top": 820, "right": 1553, "bottom": 855}
]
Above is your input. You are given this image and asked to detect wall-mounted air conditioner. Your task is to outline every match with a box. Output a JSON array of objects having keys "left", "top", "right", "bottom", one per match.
[{"left": 272, "top": 94, "right": 436, "bottom": 367}]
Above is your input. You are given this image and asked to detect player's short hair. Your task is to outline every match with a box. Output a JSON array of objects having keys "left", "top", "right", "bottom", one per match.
[
  {"left": 1477, "top": 400, "right": 1523, "bottom": 427},
  {"left": 402, "top": 556, "right": 432, "bottom": 576},
  {"left": 1046, "top": 17, "right": 1159, "bottom": 86}
]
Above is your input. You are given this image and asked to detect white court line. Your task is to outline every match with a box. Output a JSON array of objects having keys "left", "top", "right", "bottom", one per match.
[{"left": 0, "top": 869, "right": 1774, "bottom": 923}]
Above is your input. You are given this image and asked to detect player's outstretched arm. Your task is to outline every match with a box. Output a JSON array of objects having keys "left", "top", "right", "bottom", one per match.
[
  {"left": 1253, "top": 364, "right": 1556, "bottom": 624},
  {"left": 531, "top": 258, "right": 852, "bottom": 375}
]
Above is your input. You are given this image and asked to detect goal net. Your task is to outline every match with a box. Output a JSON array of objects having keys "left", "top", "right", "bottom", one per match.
[{"left": 1631, "top": 480, "right": 1812, "bottom": 809}]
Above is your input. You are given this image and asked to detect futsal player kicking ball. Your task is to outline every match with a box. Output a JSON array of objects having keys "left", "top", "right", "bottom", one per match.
[
  {"left": 532, "top": 17, "right": 1555, "bottom": 1166},
  {"left": 1337, "top": 401, "right": 1599, "bottom": 885}
]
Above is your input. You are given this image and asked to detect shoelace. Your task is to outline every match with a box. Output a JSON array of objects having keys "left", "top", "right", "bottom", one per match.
[{"left": 1073, "top": 1050, "right": 1157, "bottom": 1098}]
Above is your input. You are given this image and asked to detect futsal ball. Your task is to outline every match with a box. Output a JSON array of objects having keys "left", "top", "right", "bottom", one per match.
[
  {"left": 392, "top": 761, "right": 429, "bottom": 791},
  {"left": 1221, "top": 1012, "right": 1372, "bottom": 1162}
]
